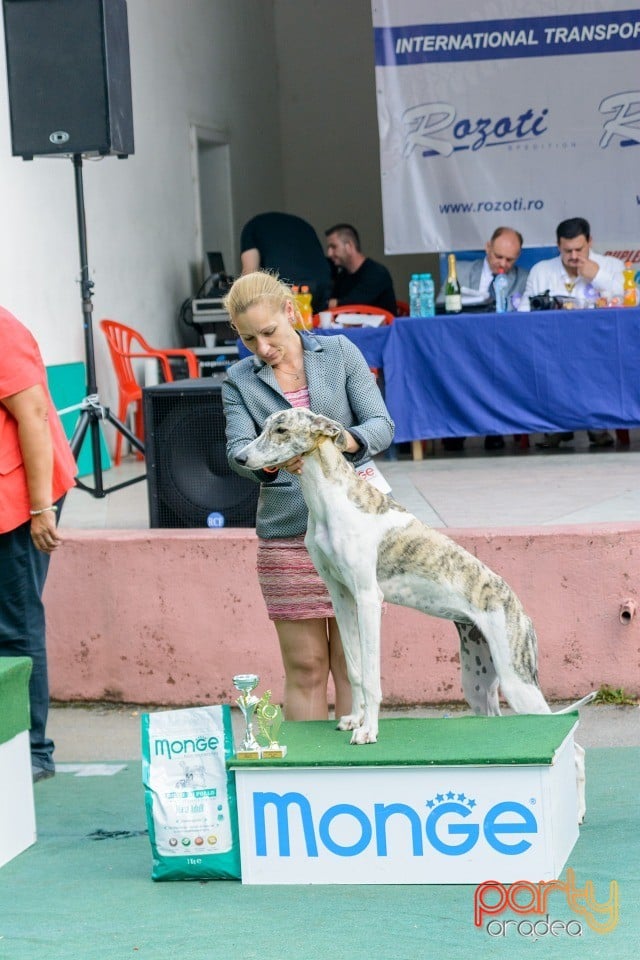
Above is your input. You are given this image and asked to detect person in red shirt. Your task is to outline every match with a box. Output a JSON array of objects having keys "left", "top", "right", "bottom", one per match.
[{"left": 0, "top": 306, "right": 76, "bottom": 782}]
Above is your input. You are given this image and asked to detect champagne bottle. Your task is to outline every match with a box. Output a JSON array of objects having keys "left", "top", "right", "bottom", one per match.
[{"left": 444, "top": 254, "right": 462, "bottom": 313}]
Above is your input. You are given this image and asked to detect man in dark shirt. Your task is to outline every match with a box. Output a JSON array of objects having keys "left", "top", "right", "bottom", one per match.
[
  {"left": 240, "top": 211, "right": 332, "bottom": 312},
  {"left": 325, "top": 223, "right": 397, "bottom": 314}
]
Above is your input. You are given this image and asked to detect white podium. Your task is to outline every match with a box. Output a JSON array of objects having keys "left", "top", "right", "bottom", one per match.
[
  {"left": 0, "top": 658, "right": 36, "bottom": 869},
  {"left": 229, "top": 715, "right": 580, "bottom": 885}
]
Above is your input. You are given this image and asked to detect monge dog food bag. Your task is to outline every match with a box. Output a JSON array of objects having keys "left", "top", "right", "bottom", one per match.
[{"left": 142, "top": 704, "right": 241, "bottom": 880}]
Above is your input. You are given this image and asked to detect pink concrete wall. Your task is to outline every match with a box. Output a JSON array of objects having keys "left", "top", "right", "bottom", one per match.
[{"left": 44, "top": 524, "right": 640, "bottom": 707}]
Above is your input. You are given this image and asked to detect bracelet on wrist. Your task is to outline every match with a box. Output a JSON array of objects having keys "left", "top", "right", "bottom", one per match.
[{"left": 29, "top": 505, "right": 58, "bottom": 517}]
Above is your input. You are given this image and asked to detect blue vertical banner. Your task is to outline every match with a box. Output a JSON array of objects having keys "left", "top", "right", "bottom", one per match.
[{"left": 372, "top": 0, "right": 640, "bottom": 253}]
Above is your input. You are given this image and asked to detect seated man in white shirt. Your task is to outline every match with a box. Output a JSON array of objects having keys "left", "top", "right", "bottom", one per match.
[
  {"left": 523, "top": 216, "right": 624, "bottom": 307},
  {"left": 523, "top": 216, "right": 625, "bottom": 448}
]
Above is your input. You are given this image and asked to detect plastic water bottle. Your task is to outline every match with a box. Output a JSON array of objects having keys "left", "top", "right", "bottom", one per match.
[
  {"left": 409, "top": 274, "right": 421, "bottom": 316},
  {"left": 419, "top": 273, "right": 435, "bottom": 317},
  {"left": 493, "top": 269, "right": 509, "bottom": 313},
  {"left": 583, "top": 283, "right": 597, "bottom": 309}
]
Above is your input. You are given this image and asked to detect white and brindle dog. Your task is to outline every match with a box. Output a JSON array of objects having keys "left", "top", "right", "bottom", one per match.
[{"left": 236, "top": 408, "right": 596, "bottom": 822}]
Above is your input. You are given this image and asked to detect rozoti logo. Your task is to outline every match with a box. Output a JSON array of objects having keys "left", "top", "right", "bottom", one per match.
[
  {"left": 253, "top": 789, "right": 539, "bottom": 858},
  {"left": 402, "top": 102, "right": 549, "bottom": 158},
  {"left": 153, "top": 735, "right": 219, "bottom": 761},
  {"left": 474, "top": 869, "right": 620, "bottom": 939},
  {"left": 599, "top": 90, "right": 640, "bottom": 148}
]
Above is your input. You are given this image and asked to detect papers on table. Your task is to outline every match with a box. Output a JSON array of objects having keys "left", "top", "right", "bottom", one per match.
[
  {"left": 460, "top": 286, "right": 491, "bottom": 306},
  {"left": 334, "top": 313, "right": 386, "bottom": 327}
]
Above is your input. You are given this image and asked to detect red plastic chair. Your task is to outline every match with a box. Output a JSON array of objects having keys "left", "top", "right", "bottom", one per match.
[
  {"left": 316, "top": 305, "right": 394, "bottom": 381},
  {"left": 323, "top": 304, "right": 395, "bottom": 326},
  {"left": 100, "top": 319, "right": 199, "bottom": 465},
  {"left": 396, "top": 299, "right": 410, "bottom": 317}
]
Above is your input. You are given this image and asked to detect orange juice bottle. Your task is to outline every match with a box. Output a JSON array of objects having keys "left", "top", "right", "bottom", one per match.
[
  {"left": 623, "top": 261, "right": 638, "bottom": 307},
  {"left": 295, "top": 285, "right": 314, "bottom": 330},
  {"left": 291, "top": 286, "right": 303, "bottom": 329}
]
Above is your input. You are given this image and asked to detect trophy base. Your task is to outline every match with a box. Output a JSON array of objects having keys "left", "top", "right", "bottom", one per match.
[
  {"left": 261, "top": 745, "right": 287, "bottom": 759},
  {"left": 235, "top": 748, "right": 262, "bottom": 761}
]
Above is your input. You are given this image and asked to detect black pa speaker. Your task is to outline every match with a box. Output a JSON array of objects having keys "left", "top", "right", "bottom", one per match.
[
  {"left": 143, "top": 379, "right": 259, "bottom": 529},
  {"left": 2, "top": 0, "right": 134, "bottom": 159}
]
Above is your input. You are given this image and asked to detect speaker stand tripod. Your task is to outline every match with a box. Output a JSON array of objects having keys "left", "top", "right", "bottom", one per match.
[{"left": 69, "top": 154, "right": 146, "bottom": 497}]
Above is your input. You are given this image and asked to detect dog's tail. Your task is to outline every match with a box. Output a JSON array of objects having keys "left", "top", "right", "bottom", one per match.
[{"left": 553, "top": 691, "right": 598, "bottom": 714}]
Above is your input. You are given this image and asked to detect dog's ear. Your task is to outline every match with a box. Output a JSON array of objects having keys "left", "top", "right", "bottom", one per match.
[
  {"left": 333, "top": 428, "right": 348, "bottom": 451},
  {"left": 310, "top": 413, "right": 347, "bottom": 447}
]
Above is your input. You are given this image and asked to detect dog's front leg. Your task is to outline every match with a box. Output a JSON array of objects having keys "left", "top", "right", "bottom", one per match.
[
  {"left": 325, "top": 581, "right": 365, "bottom": 733},
  {"left": 305, "top": 543, "right": 365, "bottom": 731},
  {"left": 318, "top": 572, "right": 383, "bottom": 743},
  {"left": 349, "top": 585, "right": 383, "bottom": 745}
]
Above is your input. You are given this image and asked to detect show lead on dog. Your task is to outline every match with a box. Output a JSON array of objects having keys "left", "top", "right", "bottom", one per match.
[
  {"left": 222, "top": 271, "right": 394, "bottom": 722},
  {"left": 0, "top": 306, "right": 76, "bottom": 783}
]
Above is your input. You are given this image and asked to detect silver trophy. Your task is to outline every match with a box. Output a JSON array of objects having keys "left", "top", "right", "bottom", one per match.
[{"left": 232, "top": 673, "right": 262, "bottom": 759}]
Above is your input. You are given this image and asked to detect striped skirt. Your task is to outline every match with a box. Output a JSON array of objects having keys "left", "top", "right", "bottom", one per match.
[{"left": 257, "top": 535, "right": 335, "bottom": 621}]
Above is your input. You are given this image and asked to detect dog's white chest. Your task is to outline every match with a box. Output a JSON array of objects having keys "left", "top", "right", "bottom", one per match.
[{"left": 306, "top": 491, "right": 411, "bottom": 590}]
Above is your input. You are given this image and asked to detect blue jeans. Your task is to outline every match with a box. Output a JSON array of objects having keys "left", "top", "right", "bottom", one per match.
[{"left": 0, "top": 516, "right": 54, "bottom": 771}]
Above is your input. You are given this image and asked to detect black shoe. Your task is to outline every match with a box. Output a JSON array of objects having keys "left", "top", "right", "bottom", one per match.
[
  {"left": 535, "top": 434, "right": 561, "bottom": 449},
  {"left": 32, "top": 766, "right": 55, "bottom": 783},
  {"left": 442, "top": 437, "right": 465, "bottom": 451},
  {"left": 535, "top": 432, "right": 574, "bottom": 449},
  {"left": 484, "top": 435, "right": 505, "bottom": 450},
  {"left": 588, "top": 431, "right": 614, "bottom": 448}
]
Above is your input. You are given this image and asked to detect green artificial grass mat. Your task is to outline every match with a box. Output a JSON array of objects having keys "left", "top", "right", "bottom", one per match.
[
  {"left": 0, "top": 657, "right": 31, "bottom": 746},
  {"left": 0, "top": 748, "right": 636, "bottom": 960},
  {"left": 229, "top": 714, "right": 579, "bottom": 768}
]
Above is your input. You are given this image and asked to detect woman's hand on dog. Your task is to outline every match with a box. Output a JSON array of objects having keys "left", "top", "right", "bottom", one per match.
[
  {"left": 274, "top": 428, "right": 358, "bottom": 474},
  {"left": 281, "top": 456, "right": 305, "bottom": 475}
]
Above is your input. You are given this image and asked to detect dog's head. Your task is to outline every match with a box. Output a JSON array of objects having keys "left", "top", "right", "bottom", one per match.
[{"left": 235, "top": 407, "right": 347, "bottom": 470}]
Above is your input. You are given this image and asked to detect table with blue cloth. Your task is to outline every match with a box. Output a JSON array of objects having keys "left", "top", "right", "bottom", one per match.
[
  {"left": 381, "top": 309, "right": 640, "bottom": 445},
  {"left": 237, "top": 309, "right": 640, "bottom": 455}
]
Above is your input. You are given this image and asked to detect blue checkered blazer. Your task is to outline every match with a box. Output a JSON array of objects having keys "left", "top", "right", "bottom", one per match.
[{"left": 222, "top": 332, "right": 395, "bottom": 538}]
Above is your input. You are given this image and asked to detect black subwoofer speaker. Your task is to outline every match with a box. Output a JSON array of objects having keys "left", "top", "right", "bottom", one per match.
[
  {"left": 143, "top": 379, "right": 258, "bottom": 529},
  {"left": 2, "top": 0, "right": 134, "bottom": 159}
]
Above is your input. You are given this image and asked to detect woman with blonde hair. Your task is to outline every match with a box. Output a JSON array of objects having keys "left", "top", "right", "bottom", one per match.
[{"left": 222, "top": 271, "right": 394, "bottom": 721}]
